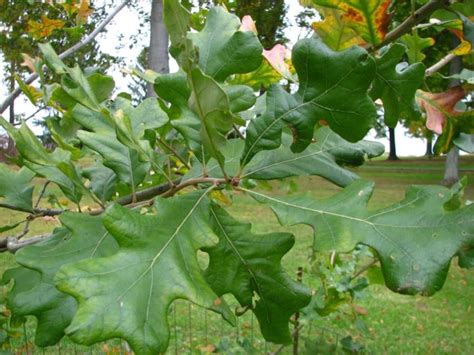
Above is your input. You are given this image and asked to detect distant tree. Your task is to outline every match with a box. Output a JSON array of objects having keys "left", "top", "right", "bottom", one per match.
[
  {"left": 232, "top": 0, "right": 288, "bottom": 49},
  {"left": 0, "top": 0, "right": 117, "bottom": 153}
]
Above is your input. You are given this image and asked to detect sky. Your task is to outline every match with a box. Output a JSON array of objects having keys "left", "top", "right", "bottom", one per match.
[{"left": 0, "top": 0, "right": 429, "bottom": 156}]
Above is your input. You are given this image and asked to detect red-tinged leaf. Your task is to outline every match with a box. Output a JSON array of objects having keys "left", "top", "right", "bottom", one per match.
[
  {"left": 262, "top": 44, "right": 296, "bottom": 81},
  {"left": 416, "top": 86, "right": 466, "bottom": 135},
  {"left": 239, "top": 15, "right": 257, "bottom": 34}
]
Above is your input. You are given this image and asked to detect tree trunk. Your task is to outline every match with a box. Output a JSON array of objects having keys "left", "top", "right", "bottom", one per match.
[
  {"left": 146, "top": 0, "right": 169, "bottom": 98},
  {"left": 442, "top": 36, "right": 462, "bottom": 185},
  {"left": 425, "top": 136, "right": 433, "bottom": 158},
  {"left": 387, "top": 126, "right": 399, "bottom": 160}
]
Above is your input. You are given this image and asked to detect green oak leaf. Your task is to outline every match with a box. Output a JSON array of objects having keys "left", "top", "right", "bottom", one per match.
[
  {"left": 71, "top": 104, "right": 113, "bottom": 133},
  {"left": 163, "top": 0, "right": 195, "bottom": 68},
  {"left": 55, "top": 190, "right": 235, "bottom": 354},
  {"left": 0, "top": 165, "right": 35, "bottom": 212},
  {"left": 188, "top": 68, "right": 234, "bottom": 170},
  {"left": 186, "top": 127, "right": 384, "bottom": 187},
  {"left": 223, "top": 85, "right": 257, "bottom": 114},
  {"left": 82, "top": 163, "right": 117, "bottom": 203},
  {"left": 369, "top": 43, "right": 425, "bottom": 127},
  {"left": 70, "top": 104, "right": 150, "bottom": 188},
  {"left": 3, "top": 232, "right": 73, "bottom": 347},
  {"left": 0, "top": 120, "right": 84, "bottom": 203},
  {"left": 399, "top": 33, "right": 435, "bottom": 64},
  {"left": 112, "top": 97, "right": 169, "bottom": 137},
  {"left": 77, "top": 130, "right": 149, "bottom": 188},
  {"left": 204, "top": 205, "right": 311, "bottom": 344},
  {"left": 243, "top": 128, "right": 384, "bottom": 185},
  {"left": 189, "top": 6, "right": 262, "bottom": 81},
  {"left": 154, "top": 72, "right": 204, "bottom": 159},
  {"left": 458, "top": 248, "right": 474, "bottom": 269},
  {"left": 4, "top": 213, "right": 118, "bottom": 347},
  {"left": 241, "top": 37, "right": 376, "bottom": 166},
  {"left": 40, "top": 43, "right": 114, "bottom": 111},
  {"left": 245, "top": 180, "right": 474, "bottom": 296}
]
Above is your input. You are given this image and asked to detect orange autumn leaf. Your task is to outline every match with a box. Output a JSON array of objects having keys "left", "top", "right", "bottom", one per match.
[
  {"left": 76, "top": 0, "right": 93, "bottom": 24},
  {"left": 416, "top": 86, "right": 466, "bottom": 135},
  {"left": 28, "top": 15, "right": 65, "bottom": 39},
  {"left": 300, "top": 0, "right": 392, "bottom": 46}
]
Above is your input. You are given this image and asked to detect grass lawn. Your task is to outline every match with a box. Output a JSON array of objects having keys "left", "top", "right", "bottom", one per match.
[{"left": 0, "top": 155, "right": 473, "bottom": 354}]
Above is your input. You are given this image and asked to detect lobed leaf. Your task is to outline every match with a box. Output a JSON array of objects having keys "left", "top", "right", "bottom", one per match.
[
  {"left": 189, "top": 7, "right": 263, "bottom": 81},
  {"left": 242, "top": 37, "right": 376, "bottom": 166},
  {"left": 312, "top": 8, "right": 364, "bottom": 51},
  {"left": 185, "top": 127, "right": 384, "bottom": 187},
  {"left": 55, "top": 190, "right": 235, "bottom": 354},
  {"left": 0, "top": 165, "right": 35, "bottom": 212},
  {"left": 301, "top": 0, "right": 392, "bottom": 46},
  {"left": 204, "top": 205, "right": 312, "bottom": 344},
  {"left": 4, "top": 213, "right": 117, "bottom": 347},
  {"left": 246, "top": 180, "right": 474, "bottom": 296},
  {"left": 369, "top": 43, "right": 425, "bottom": 127}
]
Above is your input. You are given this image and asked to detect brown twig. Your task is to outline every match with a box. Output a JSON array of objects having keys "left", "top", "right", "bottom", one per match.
[
  {"left": 17, "top": 181, "right": 51, "bottom": 240},
  {"left": 0, "top": 202, "right": 64, "bottom": 216},
  {"left": 157, "top": 138, "right": 191, "bottom": 170},
  {"left": 160, "top": 177, "right": 226, "bottom": 198},
  {"left": 0, "top": 177, "right": 226, "bottom": 251},
  {"left": 369, "top": 0, "right": 450, "bottom": 51},
  {"left": 271, "top": 325, "right": 305, "bottom": 355}
]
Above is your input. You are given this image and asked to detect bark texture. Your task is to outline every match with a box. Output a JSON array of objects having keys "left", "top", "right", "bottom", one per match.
[{"left": 146, "top": 0, "right": 169, "bottom": 97}]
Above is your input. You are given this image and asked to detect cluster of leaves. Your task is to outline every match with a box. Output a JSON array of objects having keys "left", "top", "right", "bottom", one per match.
[
  {"left": 0, "top": 1, "right": 473, "bottom": 353},
  {"left": 303, "top": 0, "right": 474, "bottom": 153}
]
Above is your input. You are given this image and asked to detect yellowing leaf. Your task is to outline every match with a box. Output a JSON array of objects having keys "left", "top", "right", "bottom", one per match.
[
  {"left": 230, "top": 60, "right": 282, "bottom": 90},
  {"left": 301, "top": 0, "right": 392, "bottom": 46},
  {"left": 450, "top": 29, "right": 472, "bottom": 56},
  {"left": 27, "top": 15, "right": 65, "bottom": 39},
  {"left": 416, "top": 86, "right": 466, "bottom": 134},
  {"left": 210, "top": 190, "right": 232, "bottom": 206},
  {"left": 15, "top": 74, "right": 42, "bottom": 105},
  {"left": 76, "top": 0, "right": 93, "bottom": 25},
  {"left": 312, "top": 8, "right": 364, "bottom": 50}
]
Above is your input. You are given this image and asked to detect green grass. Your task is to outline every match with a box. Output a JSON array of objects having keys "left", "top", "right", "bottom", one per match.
[{"left": 0, "top": 155, "right": 473, "bottom": 354}]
